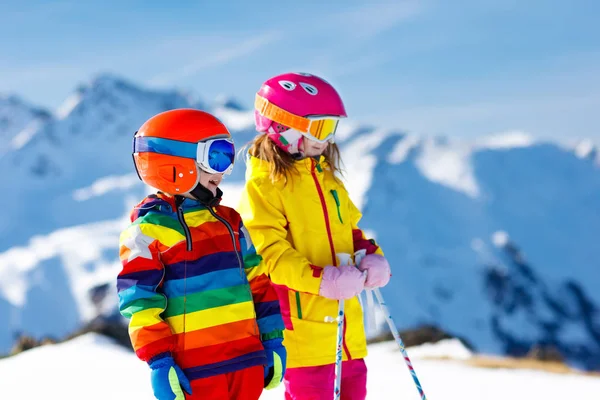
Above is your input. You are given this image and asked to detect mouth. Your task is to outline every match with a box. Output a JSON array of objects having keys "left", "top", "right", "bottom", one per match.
[{"left": 208, "top": 179, "right": 220, "bottom": 186}]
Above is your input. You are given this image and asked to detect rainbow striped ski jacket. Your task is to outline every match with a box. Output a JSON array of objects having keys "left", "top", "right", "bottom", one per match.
[{"left": 117, "top": 192, "right": 284, "bottom": 380}]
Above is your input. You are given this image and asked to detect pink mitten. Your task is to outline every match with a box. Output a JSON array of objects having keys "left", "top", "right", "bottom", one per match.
[
  {"left": 319, "top": 265, "right": 367, "bottom": 300},
  {"left": 358, "top": 254, "right": 391, "bottom": 289}
]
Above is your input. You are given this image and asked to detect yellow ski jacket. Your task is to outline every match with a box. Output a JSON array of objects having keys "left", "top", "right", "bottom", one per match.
[{"left": 238, "top": 154, "right": 384, "bottom": 368}]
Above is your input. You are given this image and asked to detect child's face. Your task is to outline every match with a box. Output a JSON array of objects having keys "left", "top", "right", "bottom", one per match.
[
  {"left": 300, "top": 137, "right": 329, "bottom": 157},
  {"left": 199, "top": 169, "right": 224, "bottom": 196}
]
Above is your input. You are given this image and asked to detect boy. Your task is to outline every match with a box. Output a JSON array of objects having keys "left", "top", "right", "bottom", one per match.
[{"left": 117, "top": 109, "right": 286, "bottom": 400}]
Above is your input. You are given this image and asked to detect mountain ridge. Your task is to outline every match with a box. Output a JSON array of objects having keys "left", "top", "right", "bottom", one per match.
[{"left": 1, "top": 73, "right": 599, "bottom": 370}]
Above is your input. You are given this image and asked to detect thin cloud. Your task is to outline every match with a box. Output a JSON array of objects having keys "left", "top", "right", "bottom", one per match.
[
  {"left": 299, "top": 1, "right": 424, "bottom": 78},
  {"left": 371, "top": 91, "right": 600, "bottom": 139},
  {"left": 0, "top": 1, "right": 80, "bottom": 23},
  {"left": 148, "top": 31, "right": 281, "bottom": 86},
  {"left": 319, "top": 53, "right": 395, "bottom": 79},
  {"left": 0, "top": 64, "right": 86, "bottom": 86},
  {"left": 334, "top": 0, "right": 424, "bottom": 40}
]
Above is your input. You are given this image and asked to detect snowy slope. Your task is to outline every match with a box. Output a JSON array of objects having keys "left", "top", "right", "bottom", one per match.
[
  {"left": 1, "top": 74, "right": 599, "bottom": 371},
  {"left": 1, "top": 333, "right": 598, "bottom": 400}
]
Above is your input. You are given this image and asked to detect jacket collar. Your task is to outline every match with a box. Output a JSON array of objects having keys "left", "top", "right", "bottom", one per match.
[
  {"left": 157, "top": 185, "right": 223, "bottom": 210},
  {"left": 246, "top": 153, "right": 329, "bottom": 179}
]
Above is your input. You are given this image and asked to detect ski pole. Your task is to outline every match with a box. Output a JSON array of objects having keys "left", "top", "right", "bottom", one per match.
[
  {"left": 324, "top": 253, "right": 354, "bottom": 400},
  {"left": 373, "top": 288, "right": 428, "bottom": 400},
  {"left": 333, "top": 298, "right": 344, "bottom": 400},
  {"left": 334, "top": 253, "right": 352, "bottom": 400},
  {"left": 324, "top": 303, "right": 345, "bottom": 400}
]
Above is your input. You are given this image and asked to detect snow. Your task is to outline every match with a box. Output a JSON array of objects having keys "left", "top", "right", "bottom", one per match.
[
  {"left": 213, "top": 106, "right": 255, "bottom": 131},
  {"left": 415, "top": 137, "right": 480, "bottom": 198},
  {"left": 56, "top": 91, "right": 83, "bottom": 120},
  {"left": 387, "top": 133, "right": 420, "bottom": 164},
  {"left": 491, "top": 230, "right": 510, "bottom": 247},
  {"left": 72, "top": 173, "right": 141, "bottom": 201},
  {"left": 219, "top": 182, "right": 247, "bottom": 208},
  {"left": 0, "top": 333, "right": 598, "bottom": 399},
  {"left": 574, "top": 139, "right": 596, "bottom": 159},
  {"left": 0, "top": 95, "right": 50, "bottom": 154},
  {"left": 475, "top": 130, "right": 536, "bottom": 150},
  {"left": 10, "top": 119, "right": 46, "bottom": 150},
  {"left": 334, "top": 120, "right": 364, "bottom": 143},
  {"left": 406, "top": 338, "right": 473, "bottom": 360},
  {"left": 392, "top": 131, "right": 537, "bottom": 199},
  {"left": 0, "top": 217, "right": 125, "bottom": 327},
  {"left": 341, "top": 128, "right": 397, "bottom": 210}
]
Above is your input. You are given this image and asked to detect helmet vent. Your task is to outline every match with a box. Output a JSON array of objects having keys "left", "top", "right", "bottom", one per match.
[
  {"left": 279, "top": 80, "right": 296, "bottom": 91},
  {"left": 300, "top": 82, "right": 318, "bottom": 95},
  {"left": 275, "top": 123, "right": 288, "bottom": 133}
]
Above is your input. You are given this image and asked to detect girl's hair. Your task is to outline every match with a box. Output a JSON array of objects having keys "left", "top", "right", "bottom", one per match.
[{"left": 245, "top": 133, "right": 343, "bottom": 183}]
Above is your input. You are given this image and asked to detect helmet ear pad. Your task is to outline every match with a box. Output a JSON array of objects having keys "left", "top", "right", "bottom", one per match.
[
  {"left": 133, "top": 152, "right": 199, "bottom": 194},
  {"left": 254, "top": 110, "right": 272, "bottom": 132},
  {"left": 253, "top": 110, "right": 304, "bottom": 156}
]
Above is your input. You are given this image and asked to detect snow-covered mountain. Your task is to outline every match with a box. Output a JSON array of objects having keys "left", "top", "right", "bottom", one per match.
[
  {"left": 352, "top": 132, "right": 600, "bottom": 370},
  {"left": 0, "top": 74, "right": 197, "bottom": 248},
  {"left": 1, "top": 74, "right": 599, "bottom": 371},
  {"left": 0, "top": 95, "right": 51, "bottom": 154}
]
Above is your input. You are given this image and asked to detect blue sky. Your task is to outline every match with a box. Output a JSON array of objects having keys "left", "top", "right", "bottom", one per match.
[{"left": 1, "top": 0, "right": 599, "bottom": 140}]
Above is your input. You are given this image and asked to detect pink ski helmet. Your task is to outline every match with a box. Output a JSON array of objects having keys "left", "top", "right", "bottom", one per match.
[{"left": 254, "top": 72, "right": 347, "bottom": 155}]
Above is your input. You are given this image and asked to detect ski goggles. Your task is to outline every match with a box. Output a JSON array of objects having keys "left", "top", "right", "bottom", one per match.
[
  {"left": 133, "top": 135, "right": 235, "bottom": 174},
  {"left": 255, "top": 94, "right": 341, "bottom": 143}
]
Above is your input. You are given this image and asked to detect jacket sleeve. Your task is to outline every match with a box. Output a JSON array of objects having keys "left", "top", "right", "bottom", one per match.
[
  {"left": 239, "top": 221, "right": 285, "bottom": 340},
  {"left": 347, "top": 190, "right": 385, "bottom": 257},
  {"left": 117, "top": 222, "right": 174, "bottom": 362},
  {"left": 238, "top": 177, "right": 323, "bottom": 295}
]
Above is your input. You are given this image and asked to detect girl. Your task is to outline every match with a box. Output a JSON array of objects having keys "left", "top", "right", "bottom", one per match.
[
  {"left": 238, "top": 73, "right": 392, "bottom": 399},
  {"left": 118, "top": 109, "right": 286, "bottom": 400}
]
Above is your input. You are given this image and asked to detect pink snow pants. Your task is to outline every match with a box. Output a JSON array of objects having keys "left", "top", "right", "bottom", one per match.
[{"left": 284, "top": 359, "right": 367, "bottom": 400}]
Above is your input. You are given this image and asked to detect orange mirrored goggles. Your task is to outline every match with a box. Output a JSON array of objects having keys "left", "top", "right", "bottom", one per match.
[{"left": 255, "top": 94, "right": 341, "bottom": 143}]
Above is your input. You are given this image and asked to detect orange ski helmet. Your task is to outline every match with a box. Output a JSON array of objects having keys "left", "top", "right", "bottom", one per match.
[{"left": 132, "top": 109, "right": 234, "bottom": 194}]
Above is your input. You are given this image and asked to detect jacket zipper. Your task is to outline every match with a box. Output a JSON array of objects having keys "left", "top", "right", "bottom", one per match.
[
  {"left": 206, "top": 205, "right": 259, "bottom": 337},
  {"left": 310, "top": 160, "right": 352, "bottom": 360},
  {"left": 176, "top": 205, "right": 193, "bottom": 251},
  {"left": 310, "top": 160, "right": 337, "bottom": 266},
  {"left": 206, "top": 206, "right": 243, "bottom": 270},
  {"left": 176, "top": 204, "right": 191, "bottom": 346}
]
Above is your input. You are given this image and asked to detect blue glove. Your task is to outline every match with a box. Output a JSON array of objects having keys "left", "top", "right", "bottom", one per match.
[
  {"left": 148, "top": 353, "right": 192, "bottom": 400},
  {"left": 263, "top": 337, "right": 287, "bottom": 390}
]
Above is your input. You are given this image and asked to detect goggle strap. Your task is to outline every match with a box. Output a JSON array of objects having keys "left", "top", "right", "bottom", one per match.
[
  {"left": 133, "top": 136, "right": 197, "bottom": 159},
  {"left": 255, "top": 94, "right": 310, "bottom": 133}
]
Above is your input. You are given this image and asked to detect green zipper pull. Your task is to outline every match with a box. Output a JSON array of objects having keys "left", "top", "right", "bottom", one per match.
[
  {"left": 311, "top": 157, "right": 323, "bottom": 173},
  {"left": 330, "top": 190, "right": 343, "bottom": 224},
  {"left": 295, "top": 291, "right": 303, "bottom": 319}
]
